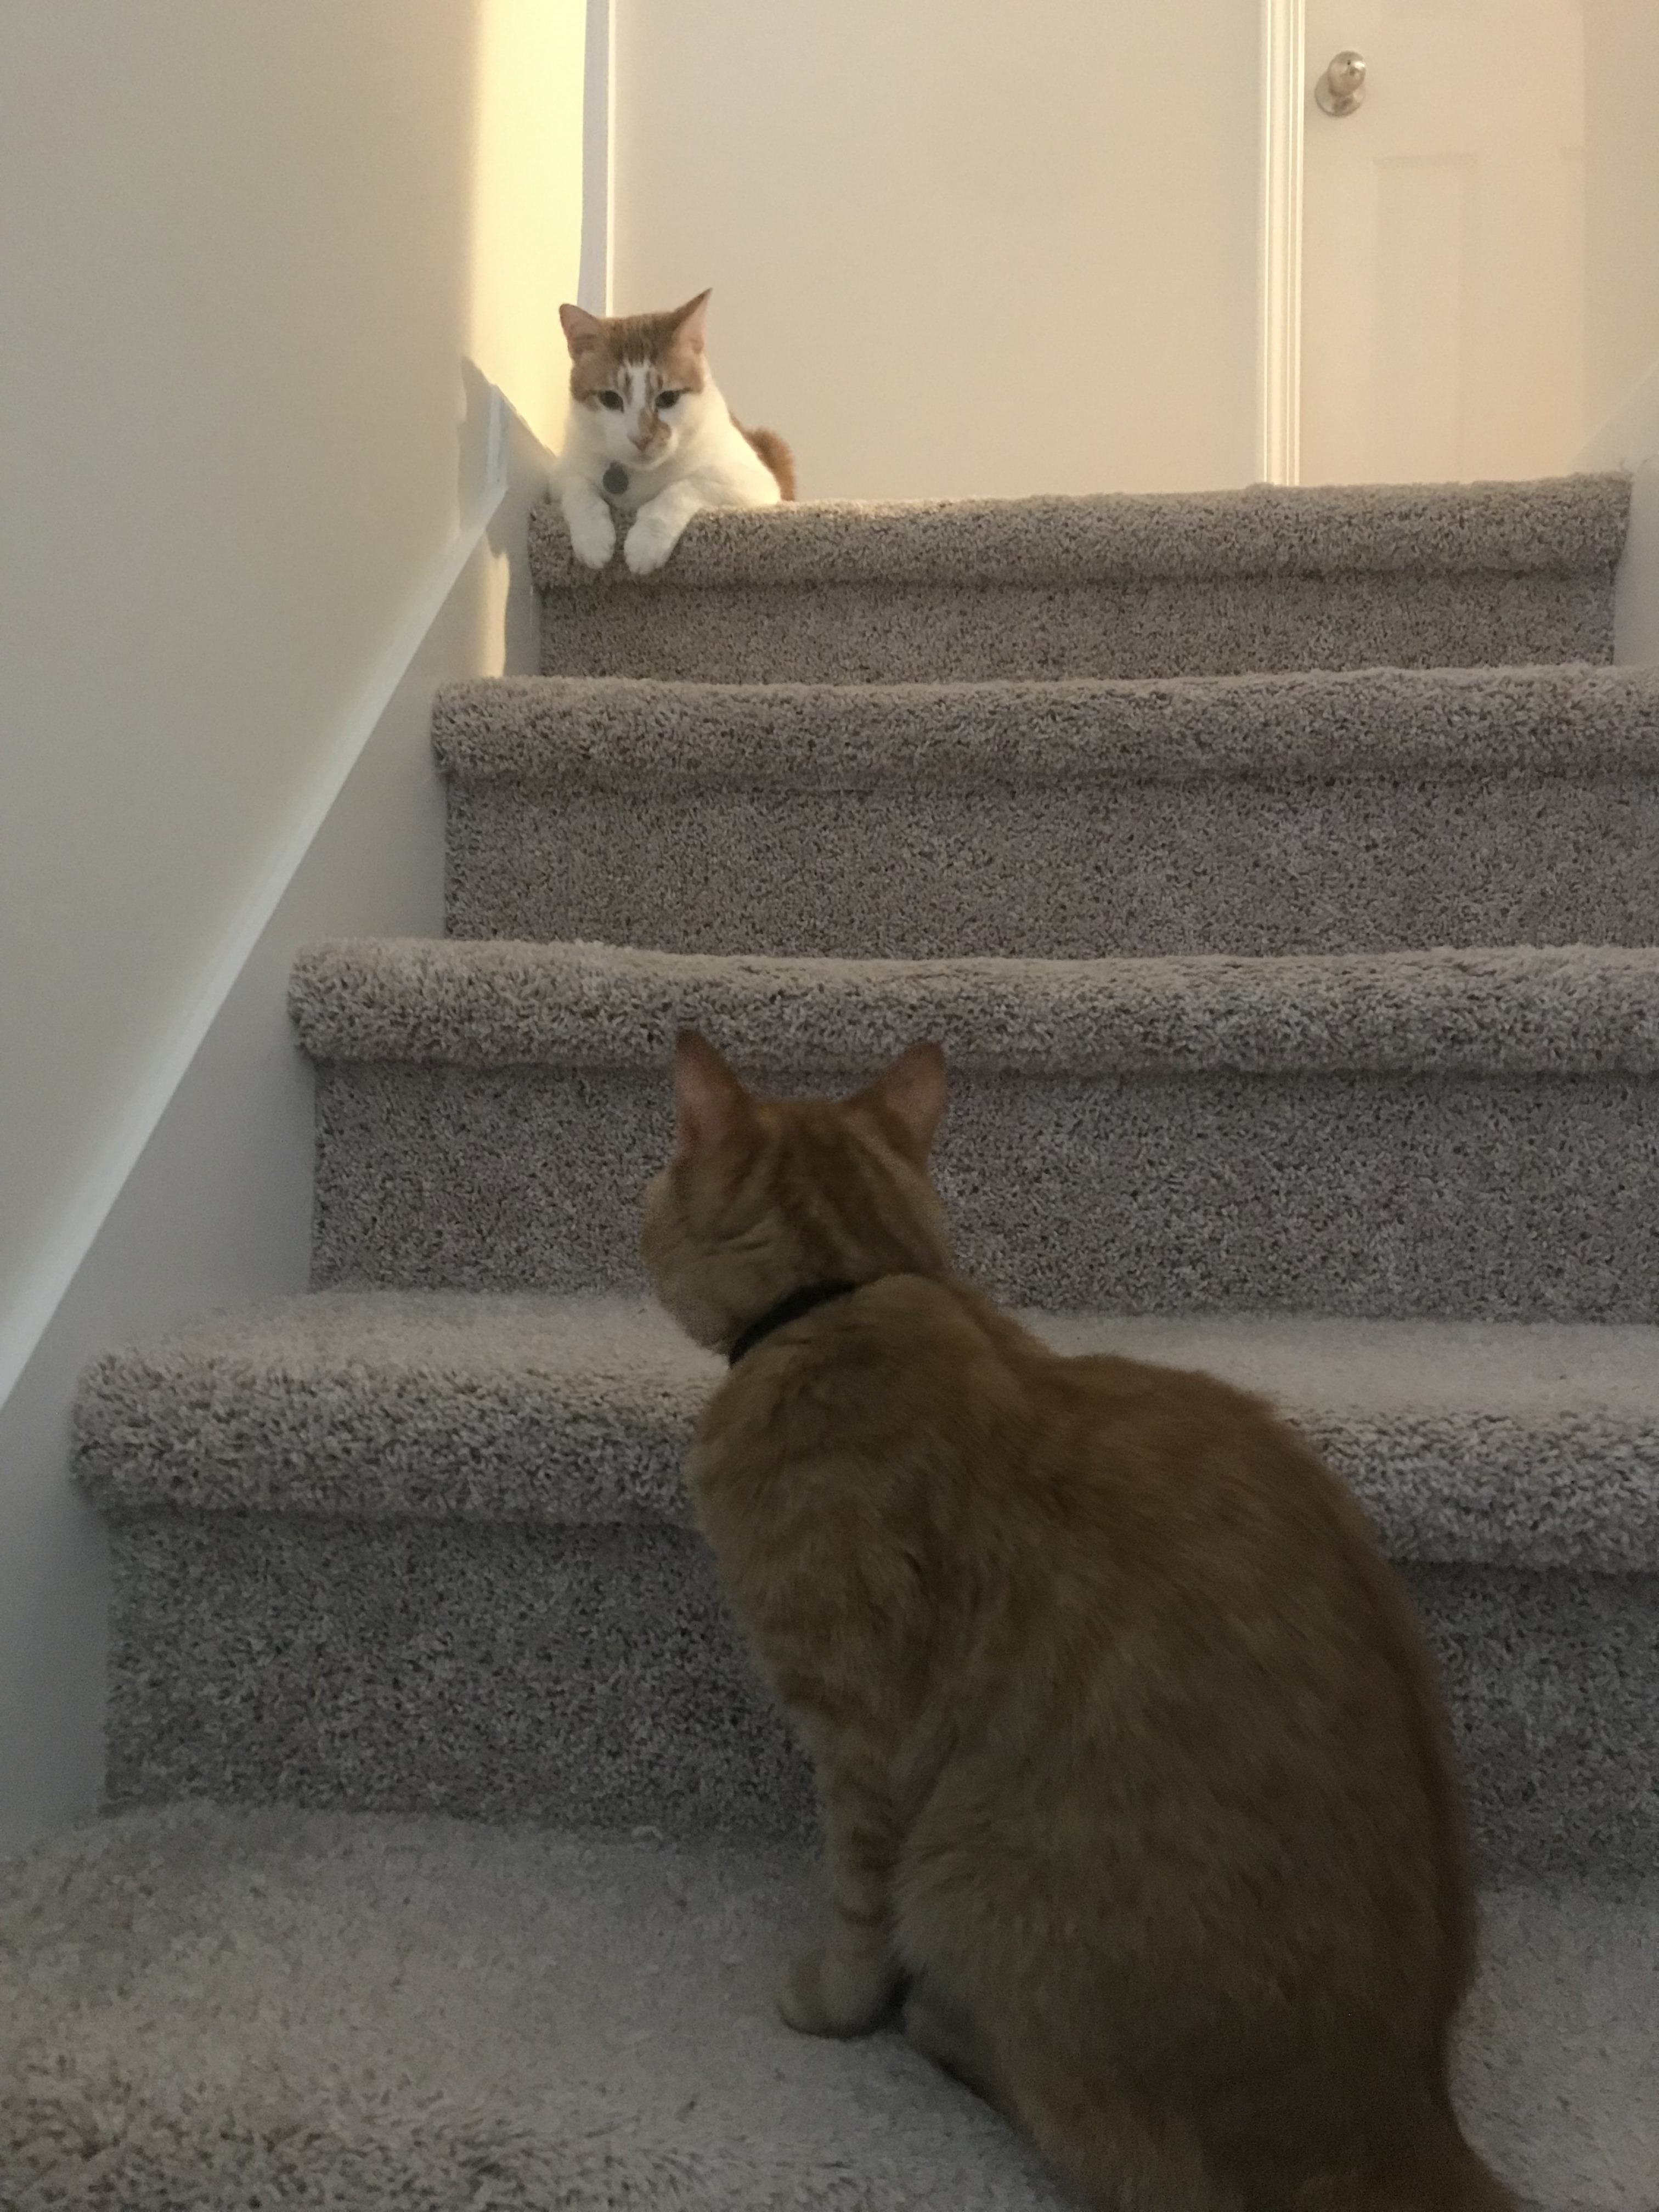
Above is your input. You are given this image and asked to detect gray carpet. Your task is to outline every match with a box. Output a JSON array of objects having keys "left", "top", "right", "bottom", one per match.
[
  {"left": 529, "top": 478, "right": 1628, "bottom": 680},
  {"left": 74, "top": 1295, "right": 1659, "bottom": 1569},
  {"left": 533, "top": 478, "right": 1632, "bottom": 589},
  {"left": 72, "top": 1296, "right": 1659, "bottom": 1872},
  {"left": 291, "top": 940, "right": 1659, "bottom": 1317},
  {"left": 2, "top": 1805, "right": 1655, "bottom": 2212},
  {"left": 45, "top": 473, "right": 1658, "bottom": 2203},
  {"left": 436, "top": 667, "right": 1659, "bottom": 792},
  {"left": 436, "top": 667, "right": 1659, "bottom": 953},
  {"left": 290, "top": 938, "right": 1659, "bottom": 1074}
]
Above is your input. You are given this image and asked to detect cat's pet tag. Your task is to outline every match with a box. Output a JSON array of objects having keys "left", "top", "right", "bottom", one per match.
[{"left": 602, "top": 464, "right": 630, "bottom": 497}]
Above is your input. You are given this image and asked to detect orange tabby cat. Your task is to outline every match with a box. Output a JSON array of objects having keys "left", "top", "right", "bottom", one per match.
[{"left": 641, "top": 1030, "right": 1513, "bottom": 2212}]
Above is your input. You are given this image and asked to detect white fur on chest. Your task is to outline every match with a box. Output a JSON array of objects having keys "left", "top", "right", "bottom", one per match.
[{"left": 554, "top": 349, "right": 782, "bottom": 573}]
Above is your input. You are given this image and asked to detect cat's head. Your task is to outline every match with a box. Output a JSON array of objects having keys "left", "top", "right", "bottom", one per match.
[
  {"left": 558, "top": 290, "right": 715, "bottom": 469},
  {"left": 641, "top": 1031, "right": 953, "bottom": 1352}
]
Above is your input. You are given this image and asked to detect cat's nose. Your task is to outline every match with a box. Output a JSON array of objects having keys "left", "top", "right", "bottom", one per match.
[{"left": 630, "top": 431, "right": 653, "bottom": 452}]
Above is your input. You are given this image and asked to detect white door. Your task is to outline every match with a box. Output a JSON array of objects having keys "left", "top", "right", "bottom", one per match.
[{"left": 1300, "top": 0, "right": 1585, "bottom": 484}]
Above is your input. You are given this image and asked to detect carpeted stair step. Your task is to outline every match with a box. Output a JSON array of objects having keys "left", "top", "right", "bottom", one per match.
[
  {"left": 290, "top": 938, "right": 1659, "bottom": 1321},
  {"left": 74, "top": 1291, "right": 1659, "bottom": 1874},
  {"left": 5, "top": 1805, "right": 1654, "bottom": 2212},
  {"left": 436, "top": 664, "right": 1659, "bottom": 955},
  {"left": 529, "top": 476, "right": 1628, "bottom": 684}
]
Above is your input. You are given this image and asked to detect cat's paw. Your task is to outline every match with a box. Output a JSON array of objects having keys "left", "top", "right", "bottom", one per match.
[
  {"left": 776, "top": 1944, "right": 899, "bottom": 2039},
  {"left": 622, "top": 510, "right": 682, "bottom": 576},
  {"left": 566, "top": 504, "right": 617, "bottom": 569}
]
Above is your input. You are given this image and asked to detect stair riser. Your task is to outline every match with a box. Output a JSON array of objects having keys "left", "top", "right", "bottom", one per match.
[
  {"left": 104, "top": 1513, "right": 1659, "bottom": 1881},
  {"left": 445, "top": 777, "right": 1659, "bottom": 956},
  {"left": 540, "top": 573, "right": 1612, "bottom": 684},
  {"left": 311, "top": 1063, "right": 1659, "bottom": 1321}
]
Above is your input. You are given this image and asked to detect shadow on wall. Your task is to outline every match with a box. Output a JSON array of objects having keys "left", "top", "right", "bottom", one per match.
[{"left": 460, "top": 351, "right": 560, "bottom": 681}]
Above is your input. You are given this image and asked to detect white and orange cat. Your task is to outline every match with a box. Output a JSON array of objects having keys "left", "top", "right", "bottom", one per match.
[
  {"left": 554, "top": 289, "right": 794, "bottom": 575},
  {"left": 642, "top": 1030, "right": 1514, "bottom": 2212}
]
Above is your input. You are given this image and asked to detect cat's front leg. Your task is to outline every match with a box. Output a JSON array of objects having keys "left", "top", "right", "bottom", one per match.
[
  {"left": 622, "top": 479, "right": 707, "bottom": 576},
  {"left": 558, "top": 475, "right": 617, "bottom": 569},
  {"left": 777, "top": 1751, "right": 903, "bottom": 2038},
  {"left": 778, "top": 1922, "right": 899, "bottom": 2039}
]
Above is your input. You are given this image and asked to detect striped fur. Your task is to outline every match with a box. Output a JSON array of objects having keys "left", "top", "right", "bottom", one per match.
[{"left": 640, "top": 1032, "right": 1514, "bottom": 2212}]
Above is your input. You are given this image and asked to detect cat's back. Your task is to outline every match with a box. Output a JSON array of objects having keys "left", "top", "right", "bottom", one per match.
[
  {"left": 693, "top": 1270, "right": 1351, "bottom": 1556},
  {"left": 693, "top": 1270, "right": 1456, "bottom": 1840}
]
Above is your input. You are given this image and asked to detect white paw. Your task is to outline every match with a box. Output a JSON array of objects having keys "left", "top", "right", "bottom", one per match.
[
  {"left": 567, "top": 506, "right": 616, "bottom": 569},
  {"left": 623, "top": 512, "right": 681, "bottom": 576}
]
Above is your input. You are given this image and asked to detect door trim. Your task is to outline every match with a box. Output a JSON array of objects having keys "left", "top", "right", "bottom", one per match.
[
  {"left": 578, "top": 0, "right": 616, "bottom": 314},
  {"left": 1260, "top": 0, "right": 1305, "bottom": 483}
]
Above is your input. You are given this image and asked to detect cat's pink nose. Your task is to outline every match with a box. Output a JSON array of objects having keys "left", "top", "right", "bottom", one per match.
[{"left": 630, "top": 431, "right": 653, "bottom": 452}]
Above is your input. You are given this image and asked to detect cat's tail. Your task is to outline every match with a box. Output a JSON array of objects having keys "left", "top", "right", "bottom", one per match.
[
  {"left": 1005, "top": 2046, "right": 1513, "bottom": 2212},
  {"left": 1002, "top": 2062, "right": 1244, "bottom": 2212},
  {"left": 738, "top": 422, "right": 797, "bottom": 500}
]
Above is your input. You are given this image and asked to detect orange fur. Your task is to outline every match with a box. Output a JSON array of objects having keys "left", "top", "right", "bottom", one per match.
[
  {"left": 738, "top": 422, "right": 797, "bottom": 501},
  {"left": 641, "top": 1032, "right": 1513, "bottom": 2212}
]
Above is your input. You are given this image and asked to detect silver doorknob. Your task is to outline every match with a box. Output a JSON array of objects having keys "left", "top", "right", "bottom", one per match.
[{"left": 1314, "top": 50, "right": 1367, "bottom": 116}]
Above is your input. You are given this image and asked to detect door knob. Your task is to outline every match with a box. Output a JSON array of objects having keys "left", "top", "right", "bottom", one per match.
[{"left": 1314, "top": 50, "right": 1367, "bottom": 116}]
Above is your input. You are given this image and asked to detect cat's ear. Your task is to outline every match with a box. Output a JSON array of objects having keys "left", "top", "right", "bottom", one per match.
[
  {"left": 670, "top": 289, "right": 712, "bottom": 354},
  {"left": 672, "top": 1029, "right": 754, "bottom": 1163},
  {"left": 850, "top": 1042, "right": 949, "bottom": 1163},
  {"left": 559, "top": 302, "right": 605, "bottom": 358}
]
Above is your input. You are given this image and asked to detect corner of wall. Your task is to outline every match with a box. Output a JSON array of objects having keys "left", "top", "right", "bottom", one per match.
[
  {"left": 1612, "top": 458, "right": 1659, "bottom": 666},
  {"left": 489, "top": 396, "right": 560, "bottom": 676},
  {"left": 1574, "top": 352, "right": 1659, "bottom": 665}
]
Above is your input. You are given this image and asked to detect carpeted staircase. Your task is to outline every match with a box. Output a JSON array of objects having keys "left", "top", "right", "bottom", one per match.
[{"left": 4, "top": 478, "right": 1657, "bottom": 2210}]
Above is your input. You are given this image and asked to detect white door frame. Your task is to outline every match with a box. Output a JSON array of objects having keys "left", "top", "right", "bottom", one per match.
[
  {"left": 579, "top": 0, "right": 616, "bottom": 314},
  {"left": 1259, "top": 0, "right": 1306, "bottom": 484}
]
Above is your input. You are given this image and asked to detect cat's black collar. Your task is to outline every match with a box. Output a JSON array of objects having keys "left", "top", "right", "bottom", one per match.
[{"left": 727, "top": 1280, "right": 859, "bottom": 1368}]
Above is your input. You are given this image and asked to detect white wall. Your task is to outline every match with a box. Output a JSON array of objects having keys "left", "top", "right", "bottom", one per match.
[
  {"left": 612, "top": 0, "right": 1265, "bottom": 500},
  {"left": 1578, "top": 1, "right": 1659, "bottom": 664},
  {"left": 1582, "top": 0, "right": 1659, "bottom": 438},
  {"left": 0, "top": 0, "right": 581, "bottom": 1848}
]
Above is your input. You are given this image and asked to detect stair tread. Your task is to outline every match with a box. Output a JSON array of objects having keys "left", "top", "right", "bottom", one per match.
[
  {"left": 529, "top": 475, "right": 1630, "bottom": 594},
  {"left": 3, "top": 1803, "right": 1652, "bottom": 2212},
  {"left": 435, "top": 663, "right": 1659, "bottom": 791},
  {"left": 288, "top": 937, "right": 1659, "bottom": 1075},
  {"left": 75, "top": 1291, "right": 1659, "bottom": 1571}
]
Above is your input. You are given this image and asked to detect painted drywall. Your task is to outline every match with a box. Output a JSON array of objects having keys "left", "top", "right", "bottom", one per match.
[
  {"left": 1578, "top": 3, "right": 1659, "bottom": 665},
  {"left": 611, "top": 0, "right": 1264, "bottom": 500},
  {"left": 0, "top": 483, "right": 512, "bottom": 1855},
  {"left": 472, "top": 0, "right": 591, "bottom": 445},
  {"left": 0, "top": 0, "right": 580, "bottom": 1846},
  {"left": 1583, "top": 1, "right": 1659, "bottom": 436},
  {"left": 0, "top": 0, "right": 580, "bottom": 1381}
]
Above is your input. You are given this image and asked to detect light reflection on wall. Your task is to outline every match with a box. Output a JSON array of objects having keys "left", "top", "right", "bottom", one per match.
[{"left": 470, "top": 0, "right": 587, "bottom": 455}]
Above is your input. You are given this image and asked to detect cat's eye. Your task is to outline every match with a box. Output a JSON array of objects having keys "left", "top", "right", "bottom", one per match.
[
  {"left": 597, "top": 390, "right": 623, "bottom": 411},
  {"left": 658, "top": 390, "right": 680, "bottom": 409}
]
